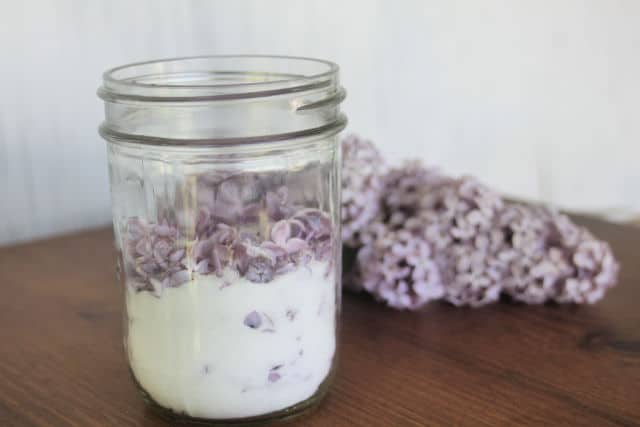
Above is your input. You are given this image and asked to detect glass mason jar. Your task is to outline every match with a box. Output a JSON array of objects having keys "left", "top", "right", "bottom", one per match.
[{"left": 98, "top": 56, "right": 346, "bottom": 424}]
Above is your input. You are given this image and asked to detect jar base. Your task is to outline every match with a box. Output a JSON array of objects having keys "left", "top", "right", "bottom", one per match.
[{"left": 132, "top": 371, "right": 334, "bottom": 426}]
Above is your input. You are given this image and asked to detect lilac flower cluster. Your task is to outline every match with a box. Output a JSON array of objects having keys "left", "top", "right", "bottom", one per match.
[
  {"left": 495, "top": 204, "right": 566, "bottom": 304},
  {"left": 231, "top": 209, "right": 332, "bottom": 284},
  {"left": 495, "top": 205, "right": 620, "bottom": 304},
  {"left": 381, "top": 161, "right": 449, "bottom": 230},
  {"left": 124, "top": 218, "right": 190, "bottom": 295},
  {"left": 341, "top": 135, "right": 620, "bottom": 309},
  {"left": 416, "top": 175, "right": 507, "bottom": 307},
  {"left": 195, "top": 172, "right": 262, "bottom": 237},
  {"left": 356, "top": 222, "right": 444, "bottom": 310},
  {"left": 123, "top": 174, "right": 333, "bottom": 294},
  {"left": 341, "top": 134, "right": 386, "bottom": 247}
]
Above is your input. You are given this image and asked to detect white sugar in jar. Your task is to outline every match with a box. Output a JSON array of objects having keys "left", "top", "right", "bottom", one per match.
[{"left": 98, "top": 56, "right": 346, "bottom": 424}]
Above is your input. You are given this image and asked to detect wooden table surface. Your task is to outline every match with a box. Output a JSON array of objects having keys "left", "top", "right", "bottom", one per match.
[{"left": 1, "top": 217, "right": 639, "bottom": 426}]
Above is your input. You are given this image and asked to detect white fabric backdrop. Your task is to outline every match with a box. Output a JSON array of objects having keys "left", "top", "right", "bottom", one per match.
[{"left": 1, "top": 0, "right": 639, "bottom": 245}]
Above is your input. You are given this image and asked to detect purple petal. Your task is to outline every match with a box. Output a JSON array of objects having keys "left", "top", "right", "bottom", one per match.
[
  {"left": 128, "top": 218, "right": 147, "bottom": 240},
  {"left": 243, "top": 311, "right": 262, "bottom": 329},
  {"left": 271, "top": 220, "right": 291, "bottom": 246},
  {"left": 153, "top": 239, "right": 171, "bottom": 259},
  {"left": 289, "top": 219, "right": 306, "bottom": 238},
  {"left": 140, "top": 261, "right": 157, "bottom": 274},
  {"left": 268, "top": 371, "right": 281, "bottom": 383},
  {"left": 261, "top": 241, "right": 287, "bottom": 257},
  {"left": 239, "top": 203, "right": 260, "bottom": 222},
  {"left": 218, "top": 180, "right": 241, "bottom": 202},
  {"left": 213, "top": 223, "right": 237, "bottom": 245},
  {"left": 169, "top": 249, "right": 185, "bottom": 263},
  {"left": 285, "top": 238, "right": 307, "bottom": 254},
  {"left": 193, "top": 239, "right": 214, "bottom": 259},
  {"left": 154, "top": 224, "right": 175, "bottom": 237},
  {"left": 135, "top": 239, "right": 152, "bottom": 256},
  {"left": 266, "top": 186, "right": 290, "bottom": 221},
  {"left": 195, "top": 259, "right": 210, "bottom": 274}
]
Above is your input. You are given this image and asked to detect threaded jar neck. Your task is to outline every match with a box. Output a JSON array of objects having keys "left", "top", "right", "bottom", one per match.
[{"left": 98, "top": 55, "right": 346, "bottom": 146}]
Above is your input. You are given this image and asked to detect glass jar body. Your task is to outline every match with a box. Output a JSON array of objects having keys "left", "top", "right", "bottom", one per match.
[
  {"left": 99, "top": 56, "right": 345, "bottom": 424},
  {"left": 108, "top": 136, "right": 341, "bottom": 423}
]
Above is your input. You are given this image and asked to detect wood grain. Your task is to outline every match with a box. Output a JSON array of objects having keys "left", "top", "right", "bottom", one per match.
[{"left": 0, "top": 217, "right": 639, "bottom": 426}]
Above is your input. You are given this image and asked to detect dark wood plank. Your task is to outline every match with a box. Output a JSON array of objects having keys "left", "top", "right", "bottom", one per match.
[{"left": 0, "top": 217, "right": 639, "bottom": 426}]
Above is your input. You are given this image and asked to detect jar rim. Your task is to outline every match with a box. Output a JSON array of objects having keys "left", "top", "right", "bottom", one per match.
[{"left": 98, "top": 55, "right": 340, "bottom": 103}]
